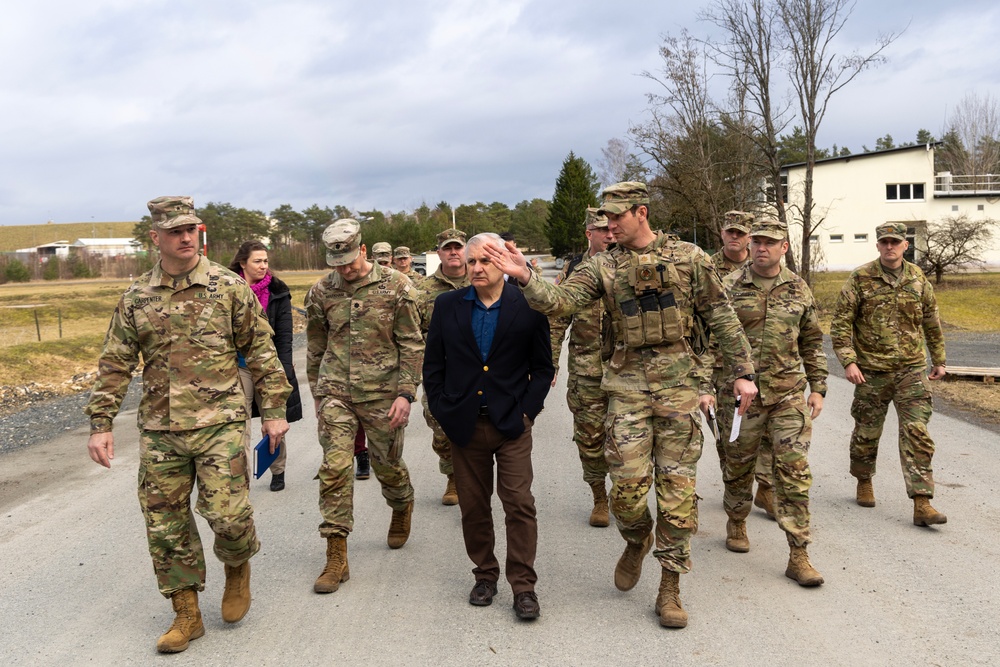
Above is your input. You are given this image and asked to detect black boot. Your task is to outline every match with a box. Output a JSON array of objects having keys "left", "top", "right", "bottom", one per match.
[
  {"left": 355, "top": 451, "right": 371, "bottom": 480},
  {"left": 269, "top": 472, "right": 285, "bottom": 492}
]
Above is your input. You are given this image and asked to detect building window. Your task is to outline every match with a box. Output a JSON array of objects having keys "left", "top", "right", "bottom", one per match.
[
  {"left": 829, "top": 234, "right": 844, "bottom": 243},
  {"left": 854, "top": 233, "right": 868, "bottom": 242},
  {"left": 809, "top": 235, "right": 819, "bottom": 243},
  {"left": 952, "top": 205, "right": 959, "bottom": 212},
  {"left": 979, "top": 204, "right": 985, "bottom": 211},
  {"left": 885, "top": 183, "right": 925, "bottom": 201}
]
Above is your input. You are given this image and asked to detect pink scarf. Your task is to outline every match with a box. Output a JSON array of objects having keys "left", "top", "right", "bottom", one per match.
[{"left": 242, "top": 271, "right": 271, "bottom": 311}]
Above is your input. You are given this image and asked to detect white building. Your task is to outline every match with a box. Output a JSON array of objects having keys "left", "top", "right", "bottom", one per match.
[
  {"left": 781, "top": 144, "right": 1000, "bottom": 271},
  {"left": 70, "top": 238, "right": 143, "bottom": 257}
]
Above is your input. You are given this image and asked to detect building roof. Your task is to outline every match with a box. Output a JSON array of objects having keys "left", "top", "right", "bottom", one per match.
[
  {"left": 781, "top": 142, "right": 942, "bottom": 170},
  {"left": 70, "top": 238, "right": 142, "bottom": 247}
]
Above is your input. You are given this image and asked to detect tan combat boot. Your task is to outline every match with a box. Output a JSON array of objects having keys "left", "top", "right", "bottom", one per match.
[
  {"left": 442, "top": 475, "right": 459, "bottom": 506},
  {"left": 725, "top": 519, "right": 750, "bottom": 553},
  {"left": 314, "top": 536, "right": 350, "bottom": 593},
  {"left": 785, "top": 545, "right": 824, "bottom": 586},
  {"left": 856, "top": 478, "right": 876, "bottom": 507},
  {"left": 156, "top": 589, "right": 205, "bottom": 654},
  {"left": 589, "top": 482, "right": 610, "bottom": 528},
  {"left": 614, "top": 533, "right": 653, "bottom": 591},
  {"left": 655, "top": 570, "right": 688, "bottom": 628},
  {"left": 221, "top": 561, "right": 251, "bottom": 623},
  {"left": 754, "top": 482, "right": 776, "bottom": 519},
  {"left": 387, "top": 501, "right": 414, "bottom": 549},
  {"left": 913, "top": 496, "right": 947, "bottom": 526}
]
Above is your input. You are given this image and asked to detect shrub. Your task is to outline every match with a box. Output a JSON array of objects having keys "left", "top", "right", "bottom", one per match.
[{"left": 4, "top": 259, "right": 31, "bottom": 283}]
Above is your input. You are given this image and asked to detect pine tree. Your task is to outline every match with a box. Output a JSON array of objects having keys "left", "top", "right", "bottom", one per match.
[{"left": 546, "top": 152, "right": 600, "bottom": 257}]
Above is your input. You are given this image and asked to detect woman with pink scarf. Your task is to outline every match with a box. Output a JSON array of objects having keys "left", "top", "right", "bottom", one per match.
[{"left": 230, "top": 241, "right": 303, "bottom": 491}]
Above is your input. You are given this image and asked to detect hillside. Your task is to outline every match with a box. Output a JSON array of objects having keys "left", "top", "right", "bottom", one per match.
[{"left": 0, "top": 221, "right": 138, "bottom": 252}]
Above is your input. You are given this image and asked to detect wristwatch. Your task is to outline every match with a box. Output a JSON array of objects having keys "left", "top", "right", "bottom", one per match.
[
  {"left": 398, "top": 392, "right": 415, "bottom": 403},
  {"left": 737, "top": 373, "right": 756, "bottom": 383}
]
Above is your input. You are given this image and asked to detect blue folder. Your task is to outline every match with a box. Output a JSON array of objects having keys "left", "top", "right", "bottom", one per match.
[{"left": 253, "top": 435, "right": 281, "bottom": 479}]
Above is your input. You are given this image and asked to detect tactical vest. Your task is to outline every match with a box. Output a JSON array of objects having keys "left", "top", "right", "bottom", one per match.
[{"left": 599, "top": 236, "right": 697, "bottom": 357}]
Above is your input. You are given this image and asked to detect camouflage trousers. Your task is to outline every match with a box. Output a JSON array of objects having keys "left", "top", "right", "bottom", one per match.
[
  {"left": 566, "top": 374, "right": 609, "bottom": 486},
  {"left": 138, "top": 421, "right": 260, "bottom": 598},
  {"left": 719, "top": 393, "right": 813, "bottom": 547},
  {"left": 420, "top": 390, "right": 453, "bottom": 476},
  {"left": 239, "top": 366, "right": 286, "bottom": 475},
  {"left": 606, "top": 390, "right": 702, "bottom": 574},
  {"left": 713, "top": 369, "right": 772, "bottom": 487},
  {"left": 849, "top": 368, "right": 936, "bottom": 498},
  {"left": 317, "top": 396, "right": 414, "bottom": 538}
]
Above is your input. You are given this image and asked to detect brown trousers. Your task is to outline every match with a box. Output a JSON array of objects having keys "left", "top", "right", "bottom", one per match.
[{"left": 451, "top": 415, "right": 537, "bottom": 594}]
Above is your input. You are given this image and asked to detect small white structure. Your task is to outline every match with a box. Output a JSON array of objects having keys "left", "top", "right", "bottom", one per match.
[
  {"left": 70, "top": 238, "right": 143, "bottom": 257},
  {"left": 780, "top": 144, "right": 1000, "bottom": 271}
]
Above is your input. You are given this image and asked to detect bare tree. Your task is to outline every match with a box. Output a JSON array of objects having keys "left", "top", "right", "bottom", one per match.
[
  {"left": 597, "top": 138, "right": 630, "bottom": 189},
  {"left": 916, "top": 214, "right": 996, "bottom": 284},
  {"left": 701, "top": 0, "right": 799, "bottom": 269},
  {"left": 776, "top": 0, "right": 898, "bottom": 284},
  {"left": 937, "top": 91, "right": 1000, "bottom": 186}
]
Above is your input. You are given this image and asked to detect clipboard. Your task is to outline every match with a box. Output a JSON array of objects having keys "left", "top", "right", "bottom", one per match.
[{"left": 253, "top": 435, "right": 281, "bottom": 479}]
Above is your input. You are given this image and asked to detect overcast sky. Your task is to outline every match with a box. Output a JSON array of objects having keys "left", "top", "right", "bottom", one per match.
[{"left": 1, "top": 0, "right": 997, "bottom": 227}]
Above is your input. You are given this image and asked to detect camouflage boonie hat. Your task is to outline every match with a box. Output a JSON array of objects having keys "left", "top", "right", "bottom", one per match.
[
  {"left": 876, "top": 222, "right": 907, "bottom": 241},
  {"left": 598, "top": 181, "right": 649, "bottom": 215},
  {"left": 393, "top": 246, "right": 411, "bottom": 258},
  {"left": 322, "top": 219, "right": 362, "bottom": 267},
  {"left": 723, "top": 210, "right": 754, "bottom": 233},
  {"left": 371, "top": 242, "right": 392, "bottom": 257},
  {"left": 585, "top": 207, "right": 609, "bottom": 229},
  {"left": 147, "top": 196, "right": 202, "bottom": 229},
  {"left": 436, "top": 228, "right": 466, "bottom": 248},
  {"left": 750, "top": 218, "right": 788, "bottom": 240}
]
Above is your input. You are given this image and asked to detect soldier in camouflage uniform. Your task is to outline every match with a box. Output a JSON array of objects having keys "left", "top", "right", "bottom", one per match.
[
  {"left": 548, "top": 208, "right": 615, "bottom": 528},
  {"left": 414, "top": 228, "right": 471, "bottom": 505},
  {"left": 305, "top": 219, "right": 423, "bottom": 596},
  {"left": 485, "top": 182, "right": 757, "bottom": 629},
  {"left": 715, "top": 219, "right": 827, "bottom": 586},
  {"left": 85, "top": 196, "right": 291, "bottom": 654},
  {"left": 703, "top": 210, "right": 776, "bottom": 519},
  {"left": 372, "top": 241, "right": 393, "bottom": 267},
  {"left": 830, "top": 221, "right": 948, "bottom": 527},
  {"left": 393, "top": 246, "right": 420, "bottom": 281}
]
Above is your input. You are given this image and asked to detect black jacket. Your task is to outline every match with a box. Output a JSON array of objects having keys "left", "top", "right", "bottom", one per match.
[
  {"left": 423, "top": 282, "right": 553, "bottom": 447},
  {"left": 251, "top": 275, "right": 303, "bottom": 423}
]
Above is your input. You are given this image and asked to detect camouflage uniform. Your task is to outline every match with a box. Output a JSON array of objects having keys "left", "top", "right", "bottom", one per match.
[
  {"left": 414, "top": 262, "right": 471, "bottom": 476},
  {"left": 548, "top": 255, "right": 609, "bottom": 488},
  {"left": 305, "top": 261, "right": 422, "bottom": 537},
  {"left": 85, "top": 253, "right": 290, "bottom": 597},
  {"left": 830, "top": 257, "right": 946, "bottom": 498},
  {"left": 717, "top": 264, "right": 827, "bottom": 547},
  {"left": 520, "top": 232, "right": 753, "bottom": 573}
]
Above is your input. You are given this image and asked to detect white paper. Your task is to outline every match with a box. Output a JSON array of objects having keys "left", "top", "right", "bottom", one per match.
[{"left": 728, "top": 406, "right": 743, "bottom": 442}]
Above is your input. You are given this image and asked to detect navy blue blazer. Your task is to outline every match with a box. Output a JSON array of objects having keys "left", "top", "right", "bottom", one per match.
[{"left": 423, "top": 282, "right": 554, "bottom": 448}]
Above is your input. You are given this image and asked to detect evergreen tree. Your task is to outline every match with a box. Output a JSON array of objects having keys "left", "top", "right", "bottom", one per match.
[{"left": 546, "top": 152, "right": 600, "bottom": 257}]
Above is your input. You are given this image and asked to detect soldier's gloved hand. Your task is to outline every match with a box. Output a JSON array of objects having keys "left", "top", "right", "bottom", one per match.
[
  {"left": 261, "top": 419, "right": 290, "bottom": 452},
  {"left": 87, "top": 432, "right": 115, "bottom": 468}
]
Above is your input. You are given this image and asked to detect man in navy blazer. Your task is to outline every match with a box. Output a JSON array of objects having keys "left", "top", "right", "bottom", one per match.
[{"left": 423, "top": 232, "right": 554, "bottom": 621}]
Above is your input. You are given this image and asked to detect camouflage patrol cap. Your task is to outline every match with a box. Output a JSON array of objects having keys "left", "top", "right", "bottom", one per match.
[
  {"left": 723, "top": 210, "right": 754, "bottom": 233},
  {"left": 322, "top": 218, "right": 362, "bottom": 266},
  {"left": 393, "top": 246, "right": 411, "bottom": 258},
  {"left": 436, "top": 228, "right": 466, "bottom": 248},
  {"left": 876, "top": 221, "right": 907, "bottom": 241},
  {"left": 750, "top": 218, "right": 788, "bottom": 240},
  {"left": 147, "top": 196, "right": 202, "bottom": 229},
  {"left": 598, "top": 181, "right": 649, "bottom": 215},
  {"left": 585, "top": 207, "right": 609, "bottom": 229},
  {"left": 371, "top": 241, "right": 392, "bottom": 257}
]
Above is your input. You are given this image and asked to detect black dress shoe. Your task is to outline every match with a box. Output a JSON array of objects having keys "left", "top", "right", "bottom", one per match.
[
  {"left": 269, "top": 472, "right": 285, "bottom": 492},
  {"left": 469, "top": 579, "right": 498, "bottom": 606},
  {"left": 512, "top": 591, "right": 540, "bottom": 620}
]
